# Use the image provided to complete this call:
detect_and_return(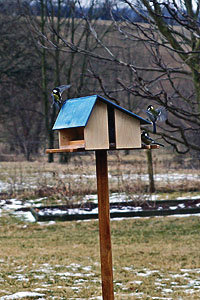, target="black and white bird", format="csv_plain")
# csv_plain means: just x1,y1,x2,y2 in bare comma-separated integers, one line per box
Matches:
146,105,167,133
51,84,71,108
141,130,164,147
